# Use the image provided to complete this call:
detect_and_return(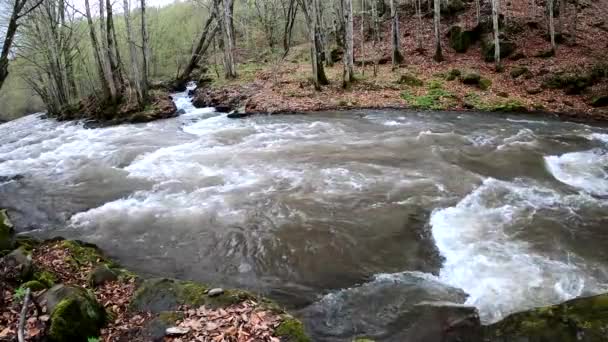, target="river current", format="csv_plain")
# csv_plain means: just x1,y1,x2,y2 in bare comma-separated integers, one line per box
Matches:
1,88,608,340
